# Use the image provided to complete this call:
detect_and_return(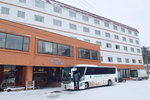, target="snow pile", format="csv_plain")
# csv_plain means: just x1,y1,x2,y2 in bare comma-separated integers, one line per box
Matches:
0,79,150,100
